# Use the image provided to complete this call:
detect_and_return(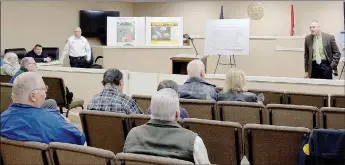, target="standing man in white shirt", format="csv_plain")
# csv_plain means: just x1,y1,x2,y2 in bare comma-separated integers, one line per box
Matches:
60,27,92,68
